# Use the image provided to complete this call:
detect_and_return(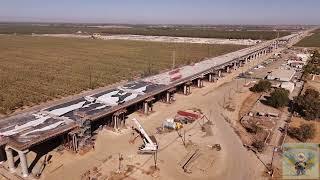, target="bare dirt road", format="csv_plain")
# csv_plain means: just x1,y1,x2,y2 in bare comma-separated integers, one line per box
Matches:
37,54,274,180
